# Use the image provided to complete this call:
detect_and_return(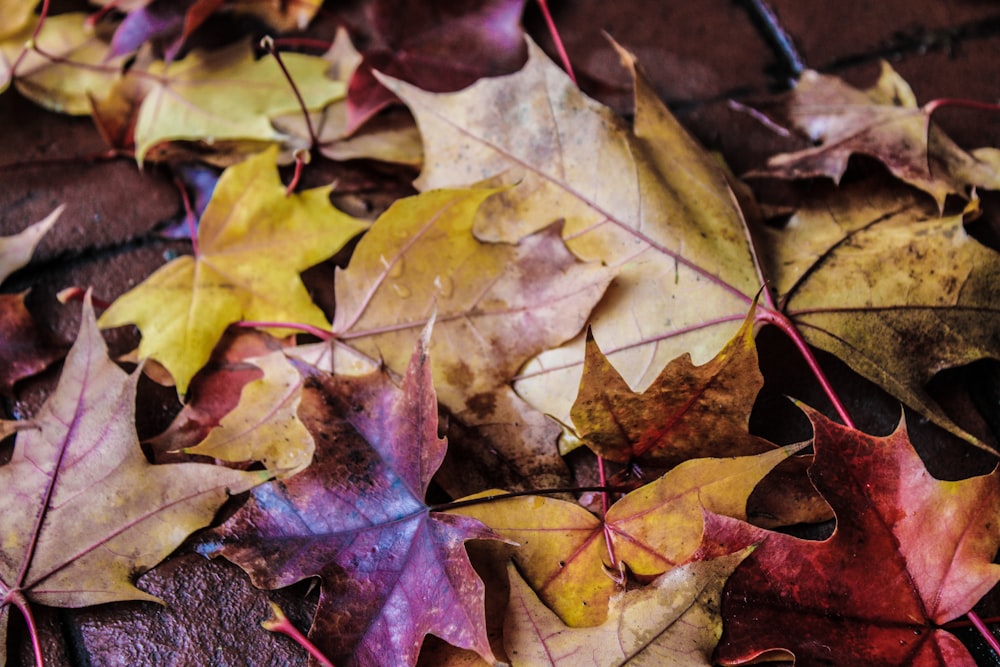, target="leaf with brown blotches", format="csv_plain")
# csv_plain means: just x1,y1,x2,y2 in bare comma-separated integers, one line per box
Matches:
746,62,1000,207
